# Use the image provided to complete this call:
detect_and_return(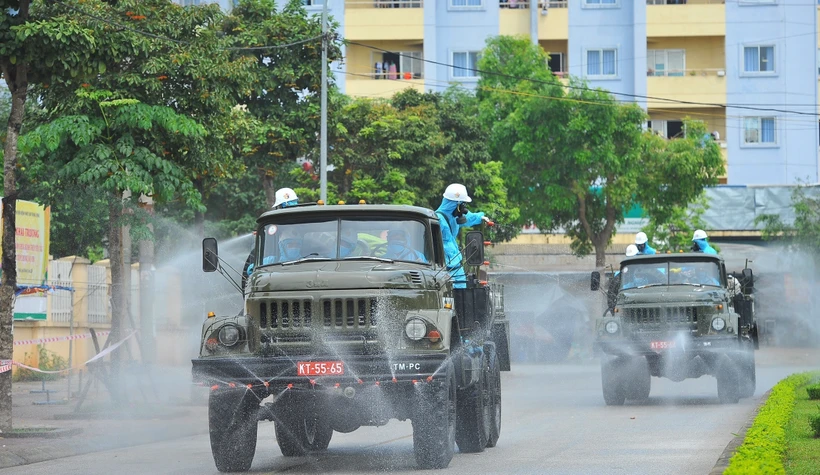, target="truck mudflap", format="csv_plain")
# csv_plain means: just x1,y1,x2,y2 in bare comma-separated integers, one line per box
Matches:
192,353,450,388
596,335,748,358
